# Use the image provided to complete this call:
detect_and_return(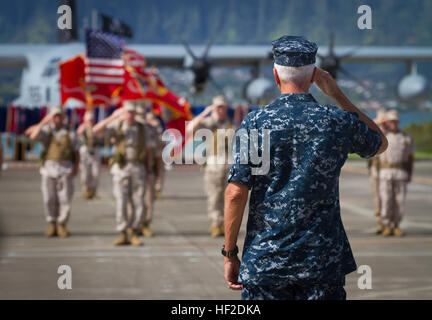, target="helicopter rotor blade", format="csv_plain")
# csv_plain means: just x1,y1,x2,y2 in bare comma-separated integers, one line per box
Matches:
203,17,223,59
181,39,197,61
